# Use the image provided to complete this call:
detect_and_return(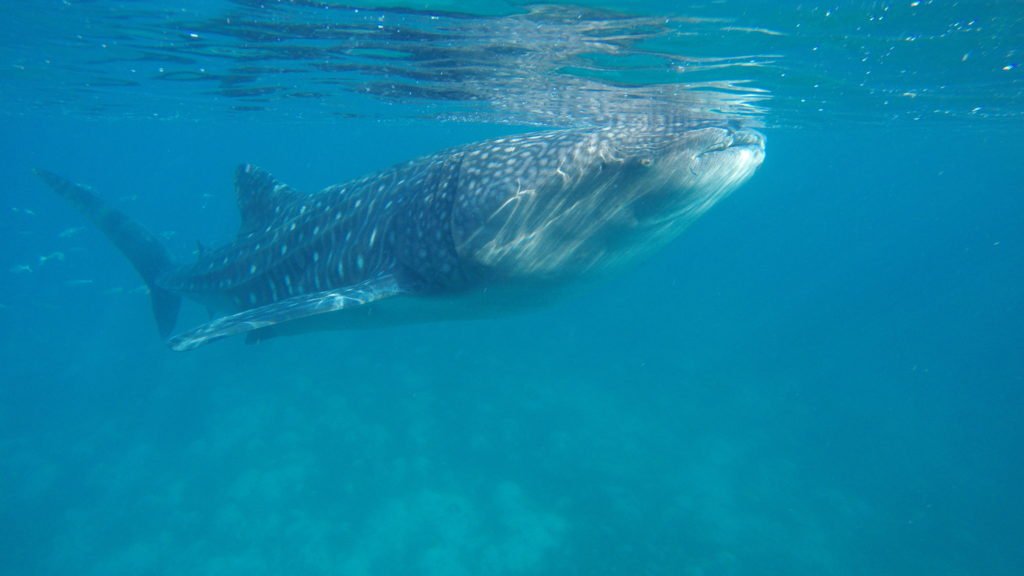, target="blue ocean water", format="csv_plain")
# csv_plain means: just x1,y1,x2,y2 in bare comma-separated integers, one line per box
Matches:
1,1,1022,575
